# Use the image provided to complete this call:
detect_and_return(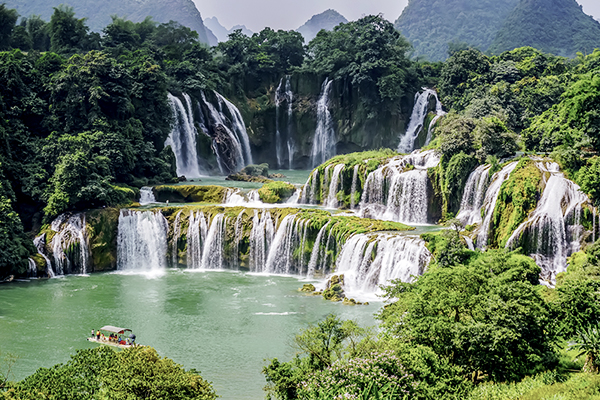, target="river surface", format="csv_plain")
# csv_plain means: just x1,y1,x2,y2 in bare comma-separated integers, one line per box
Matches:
0,270,378,399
